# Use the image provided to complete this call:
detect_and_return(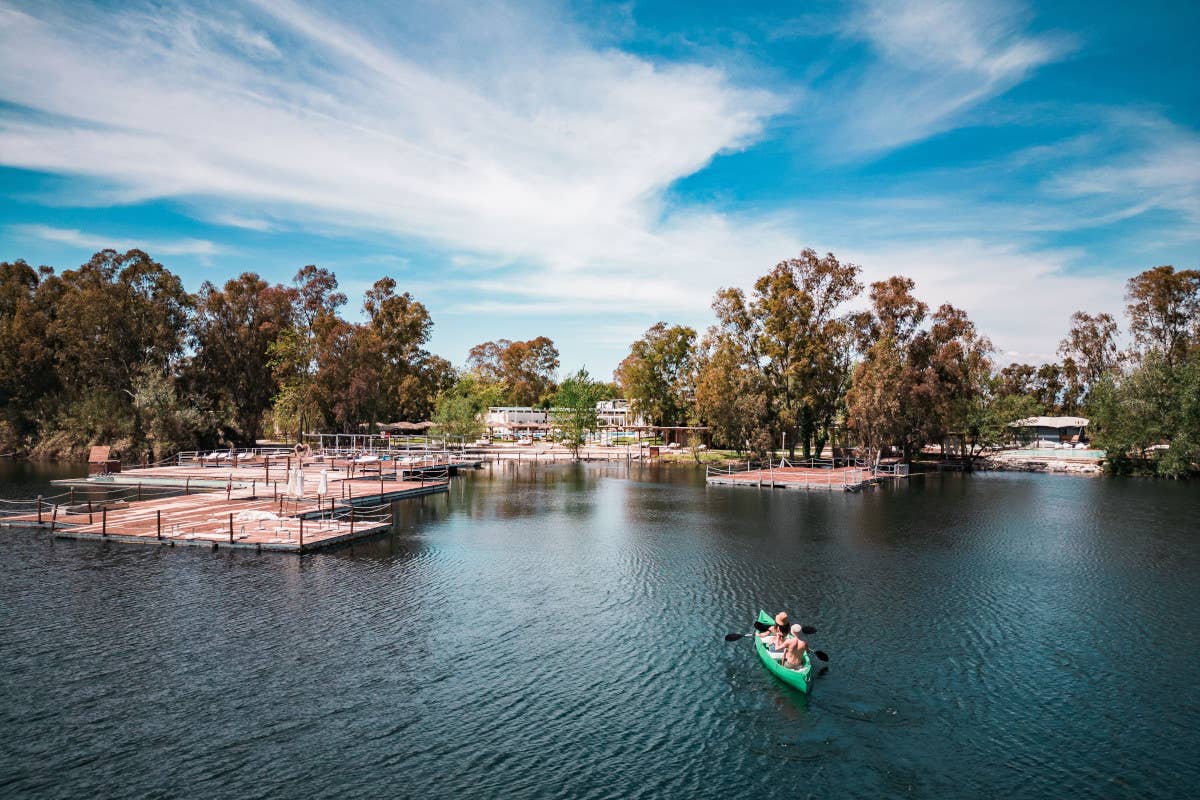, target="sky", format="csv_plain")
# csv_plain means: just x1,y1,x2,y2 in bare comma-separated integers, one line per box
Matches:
0,0,1197,375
